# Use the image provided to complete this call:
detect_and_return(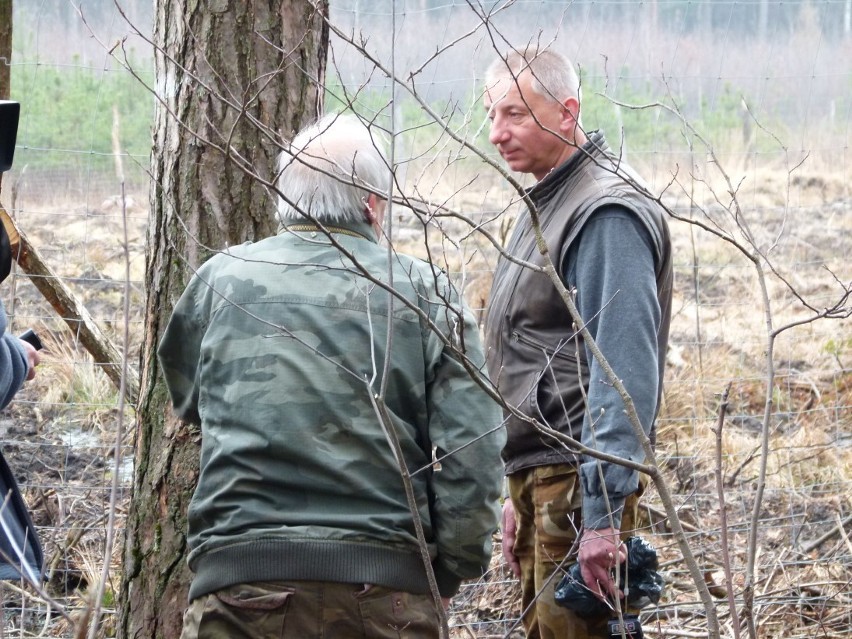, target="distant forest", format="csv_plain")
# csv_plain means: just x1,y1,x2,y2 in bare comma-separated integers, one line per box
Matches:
7,0,851,177
12,0,852,67
334,0,852,40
